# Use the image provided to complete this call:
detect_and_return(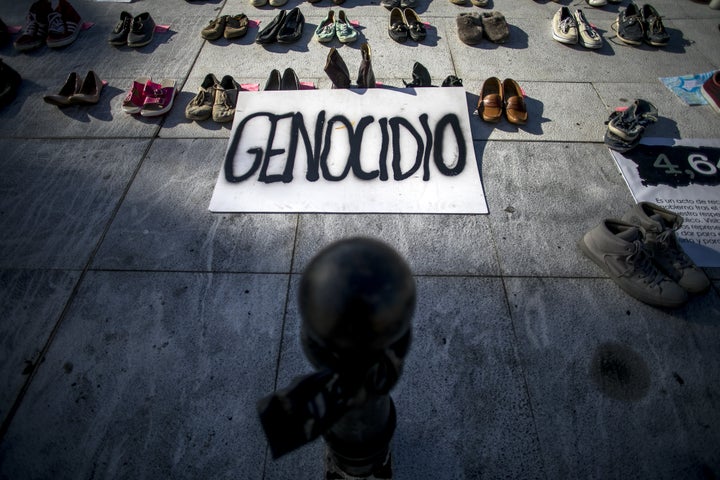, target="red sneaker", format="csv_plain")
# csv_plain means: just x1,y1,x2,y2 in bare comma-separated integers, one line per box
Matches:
701,71,720,115
46,0,82,48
